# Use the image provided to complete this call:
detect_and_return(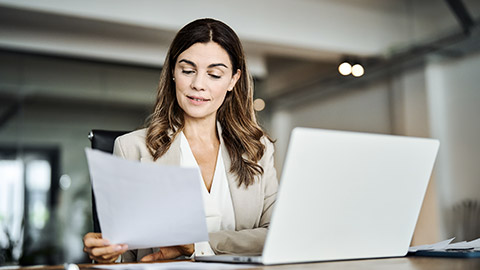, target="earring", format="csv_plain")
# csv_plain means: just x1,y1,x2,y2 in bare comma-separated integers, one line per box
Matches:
173,77,175,81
